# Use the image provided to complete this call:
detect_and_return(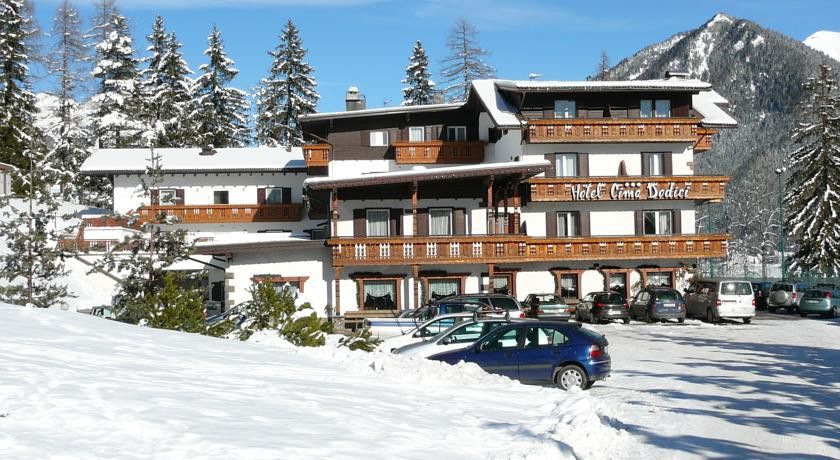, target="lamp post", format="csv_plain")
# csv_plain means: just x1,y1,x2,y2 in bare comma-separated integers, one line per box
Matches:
775,167,787,280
